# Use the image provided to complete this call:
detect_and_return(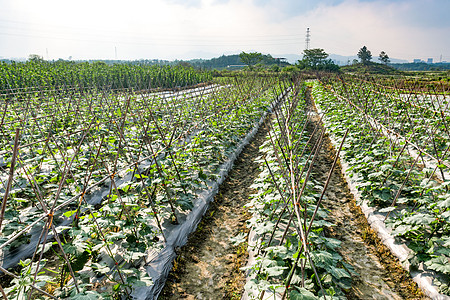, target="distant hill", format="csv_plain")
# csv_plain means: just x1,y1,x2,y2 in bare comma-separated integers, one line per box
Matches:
390,62,450,71
186,54,290,70
187,55,242,69
272,53,408,66
341,61,402,75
